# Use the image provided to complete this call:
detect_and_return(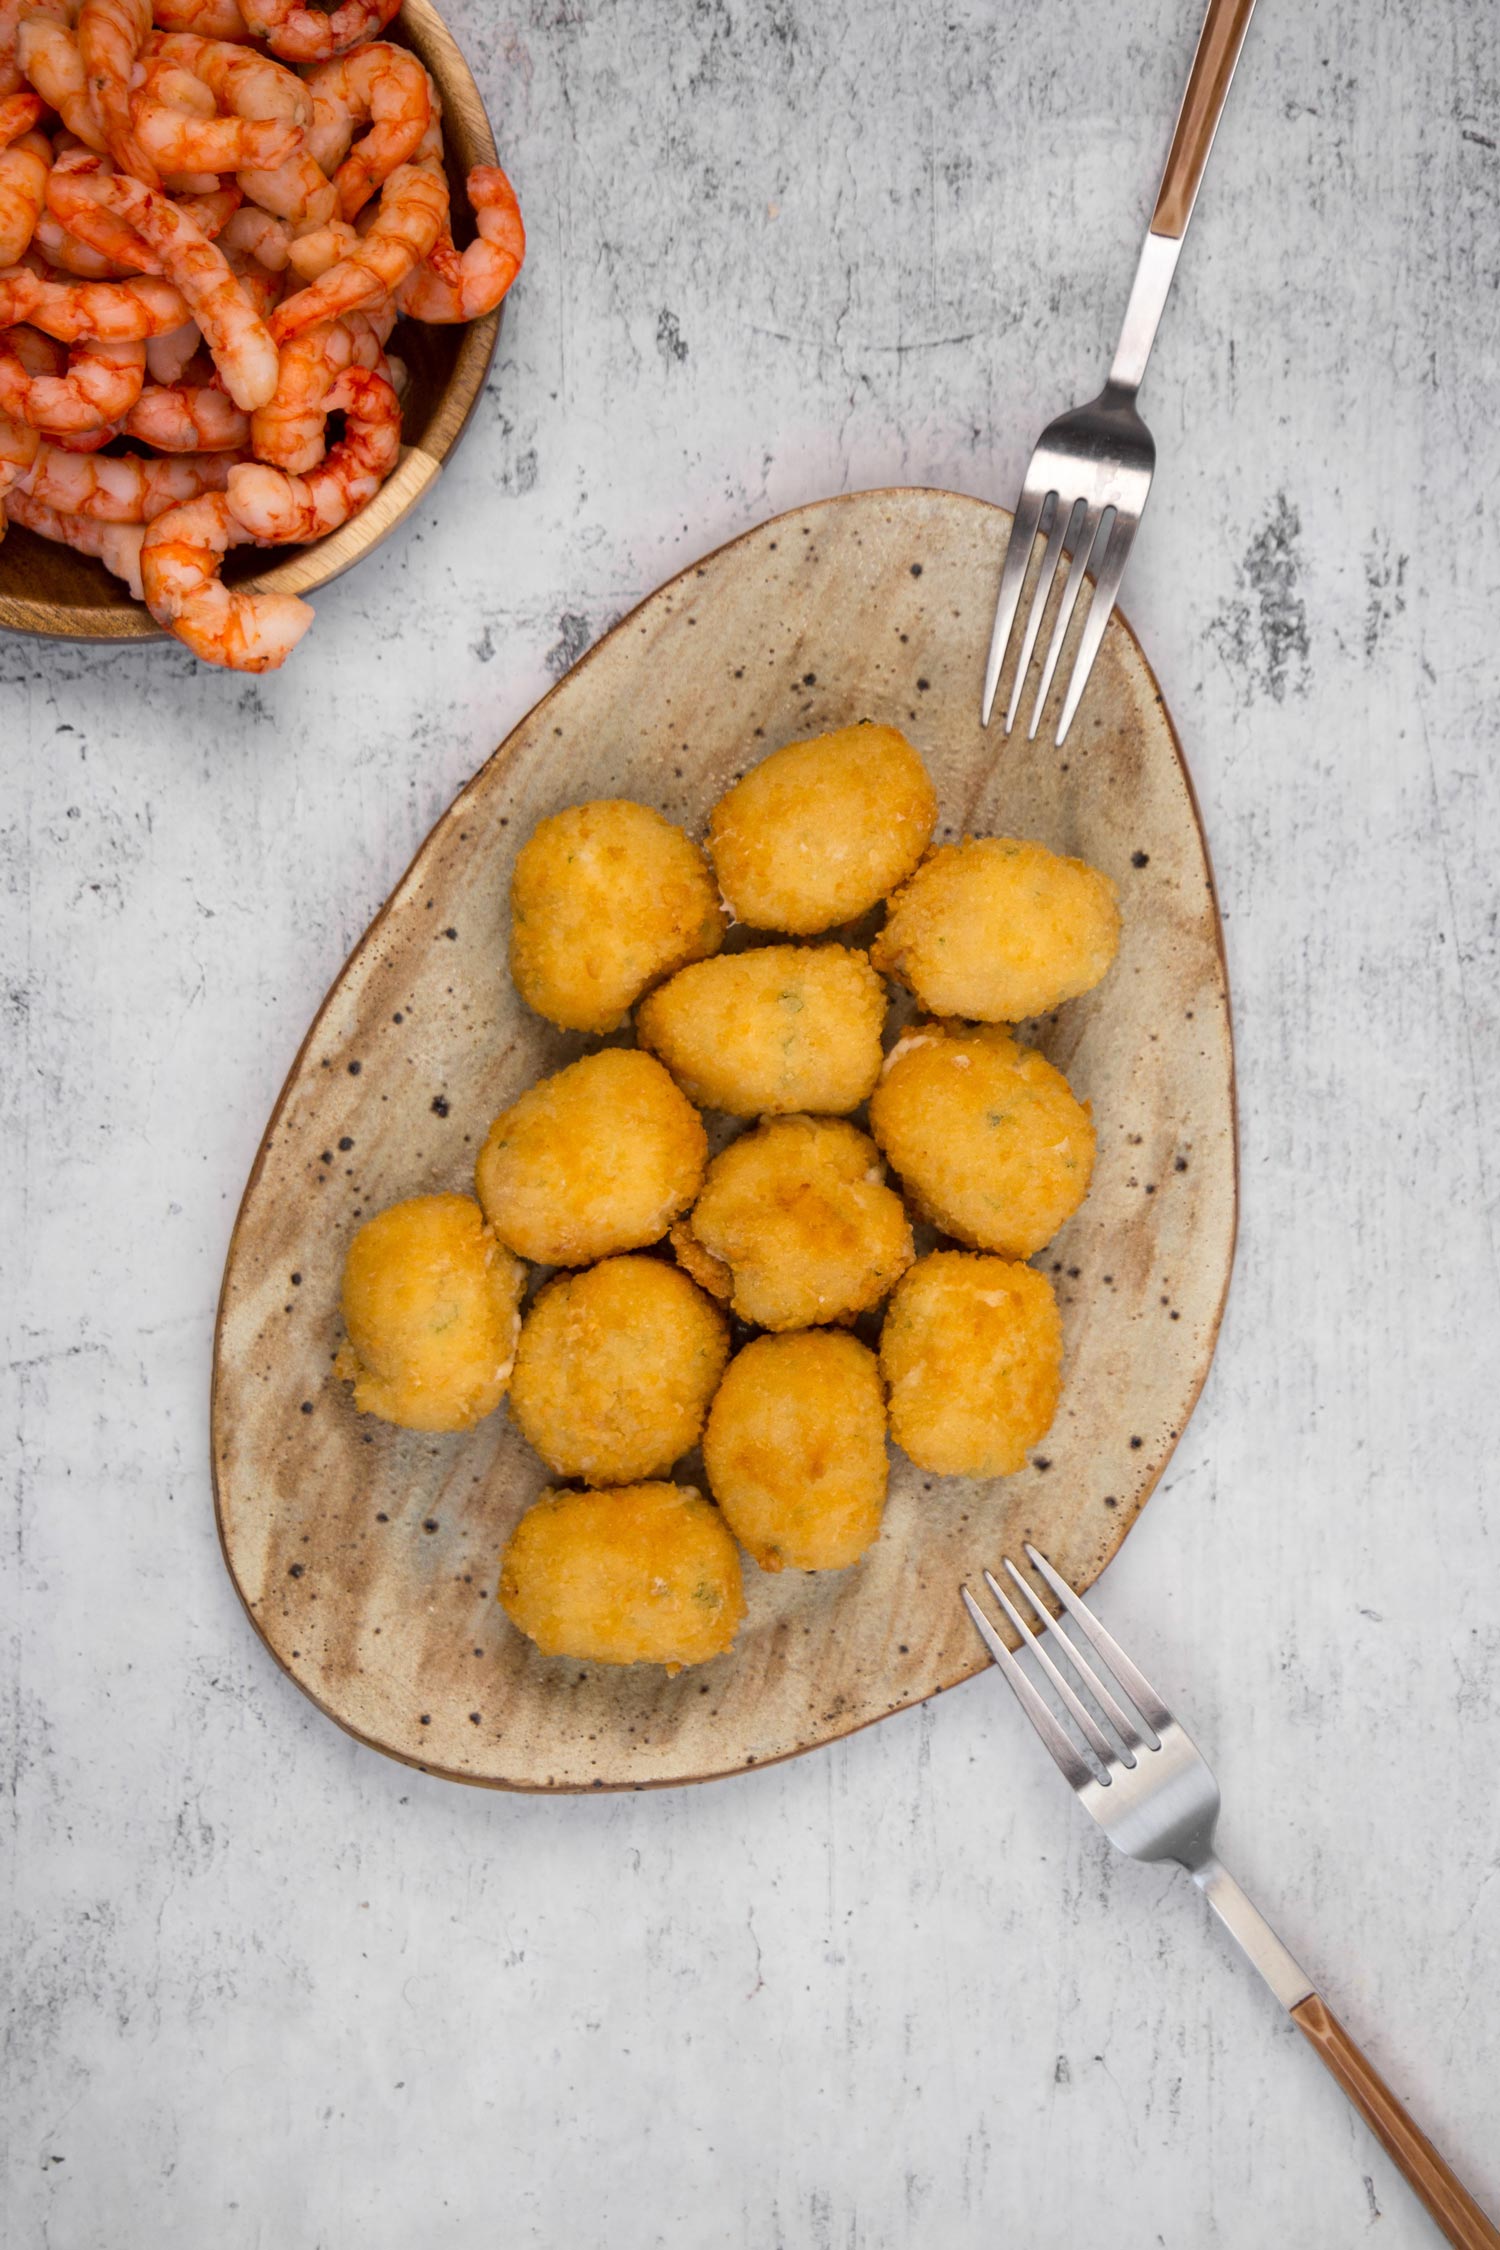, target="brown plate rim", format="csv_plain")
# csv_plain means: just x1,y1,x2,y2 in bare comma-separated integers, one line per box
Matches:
209,483,1239,1792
